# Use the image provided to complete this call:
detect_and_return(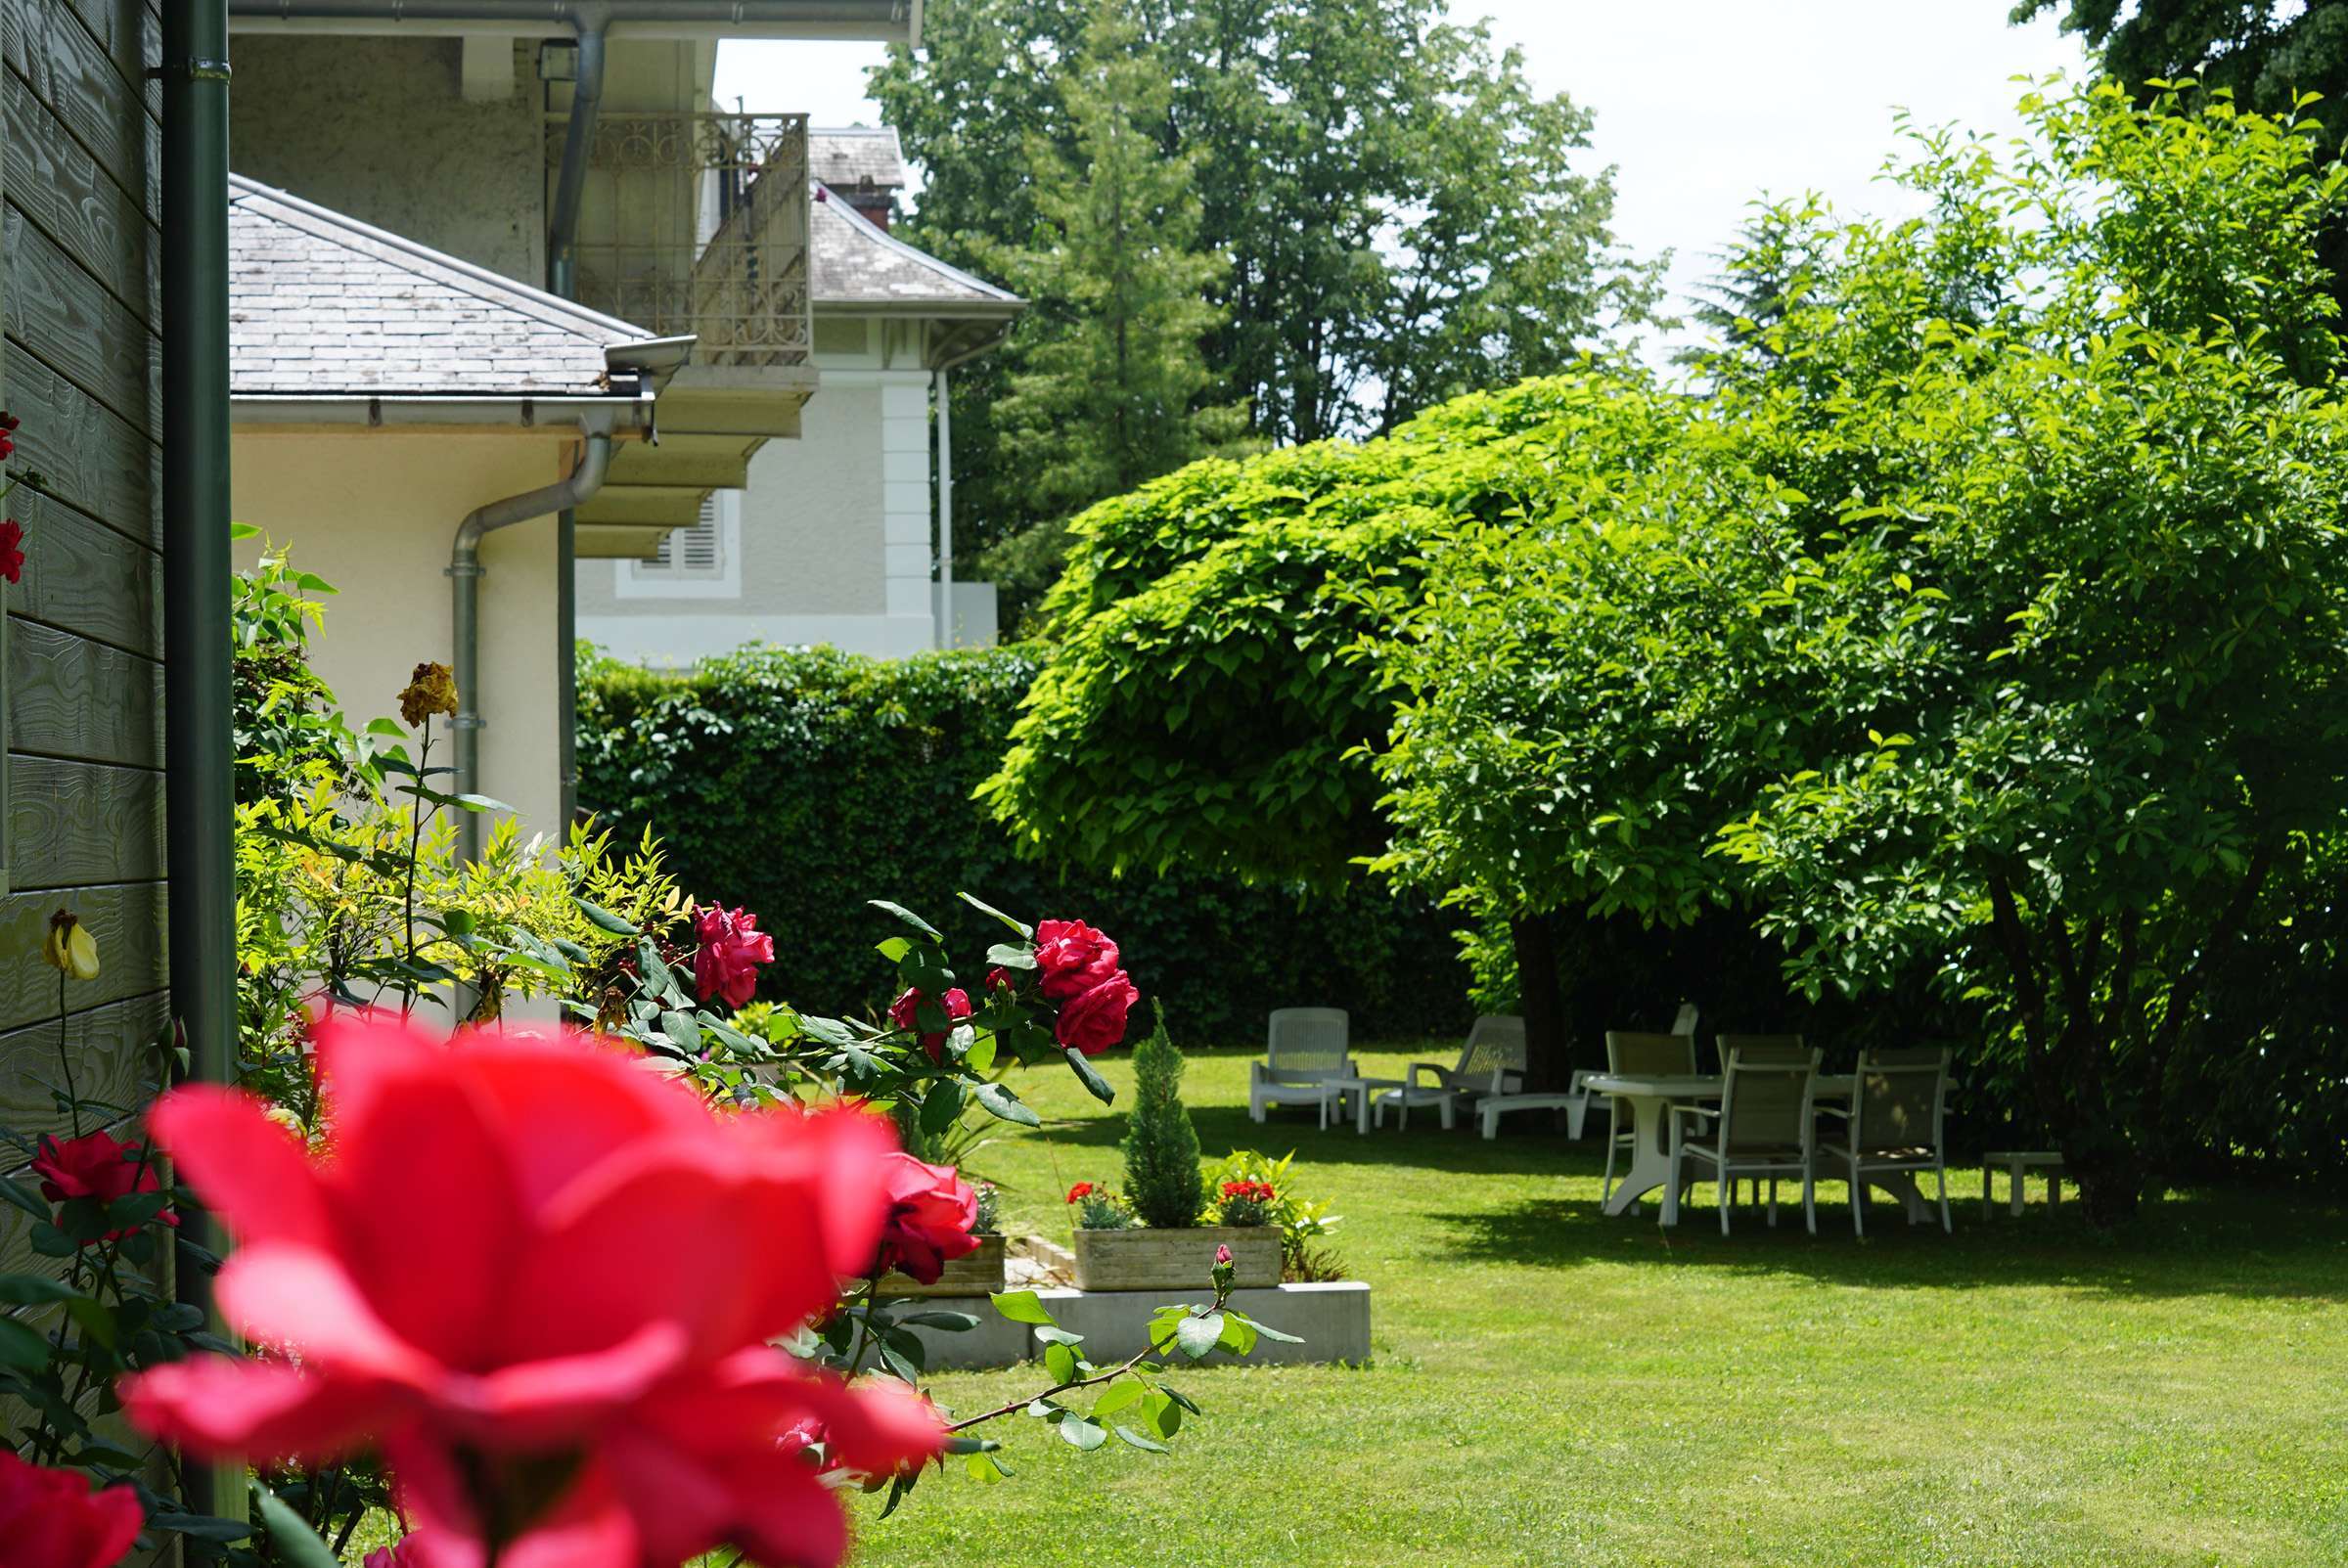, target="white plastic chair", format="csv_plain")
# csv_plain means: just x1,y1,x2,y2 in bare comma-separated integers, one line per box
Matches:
1817,1047,1952,1235
1599,1028,1698,1206
1667,1045,1821,1234
1248,1008,1355,1129
1568,1002,1697,1139
1376,1015,1525,1130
